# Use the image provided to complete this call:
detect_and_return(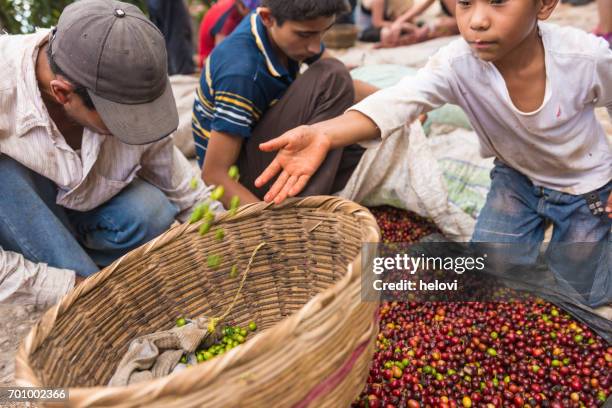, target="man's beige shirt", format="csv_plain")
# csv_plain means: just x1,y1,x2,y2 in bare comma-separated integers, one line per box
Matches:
0,30,219,306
